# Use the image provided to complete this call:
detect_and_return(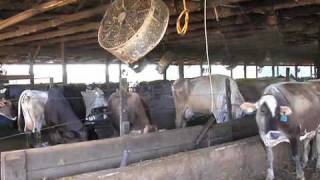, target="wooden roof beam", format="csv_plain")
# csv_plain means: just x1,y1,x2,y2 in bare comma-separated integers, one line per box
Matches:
0,22,99,46
0,0,79,31
0,4,108,41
